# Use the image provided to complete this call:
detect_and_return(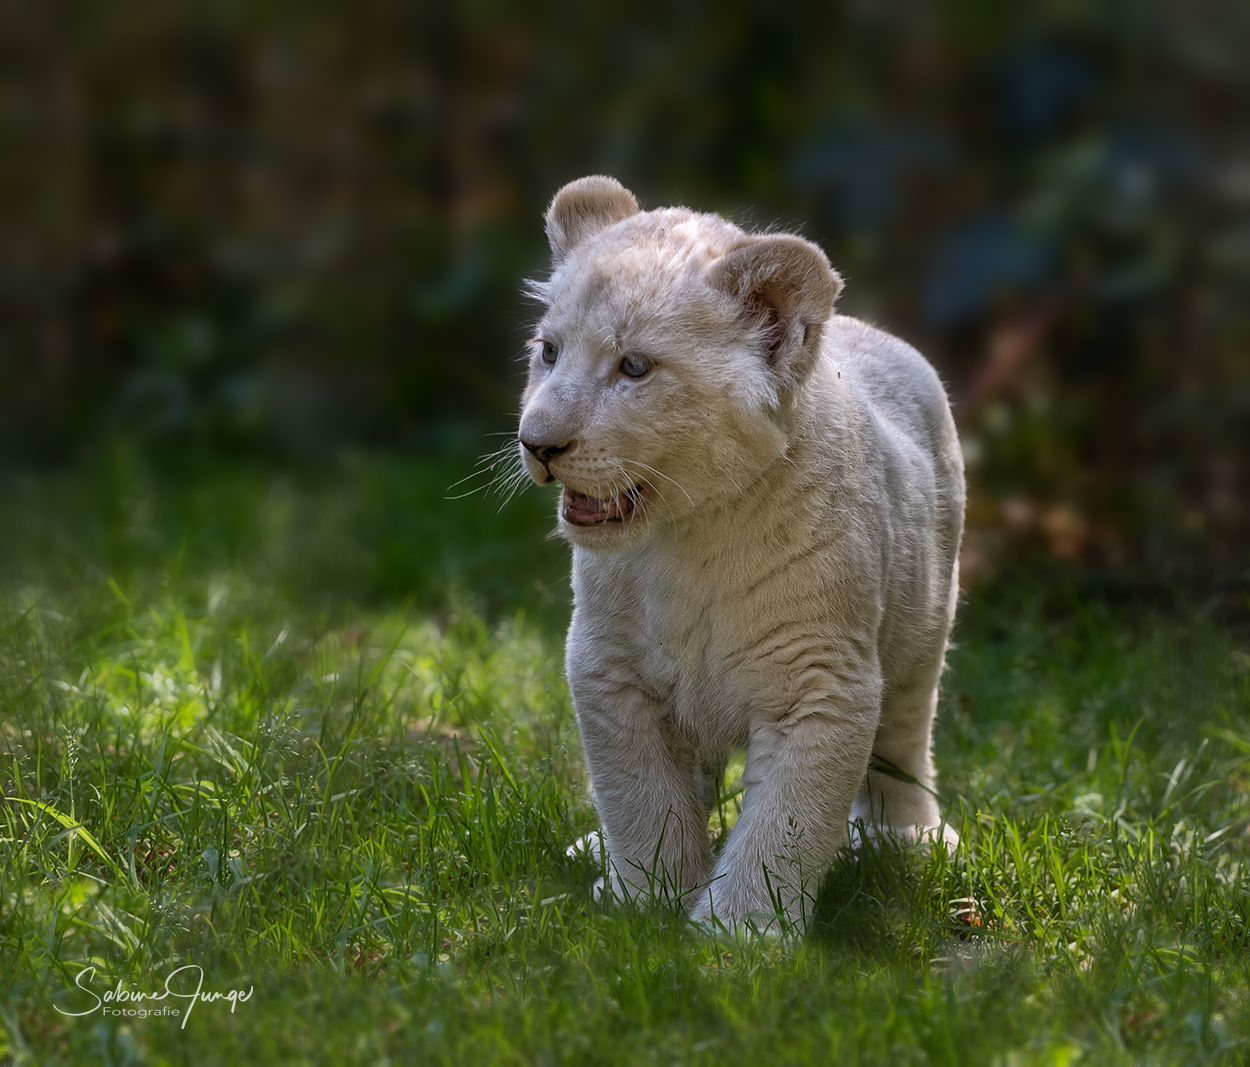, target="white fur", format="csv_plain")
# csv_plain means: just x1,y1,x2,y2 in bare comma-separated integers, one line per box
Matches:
519,177,964,933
